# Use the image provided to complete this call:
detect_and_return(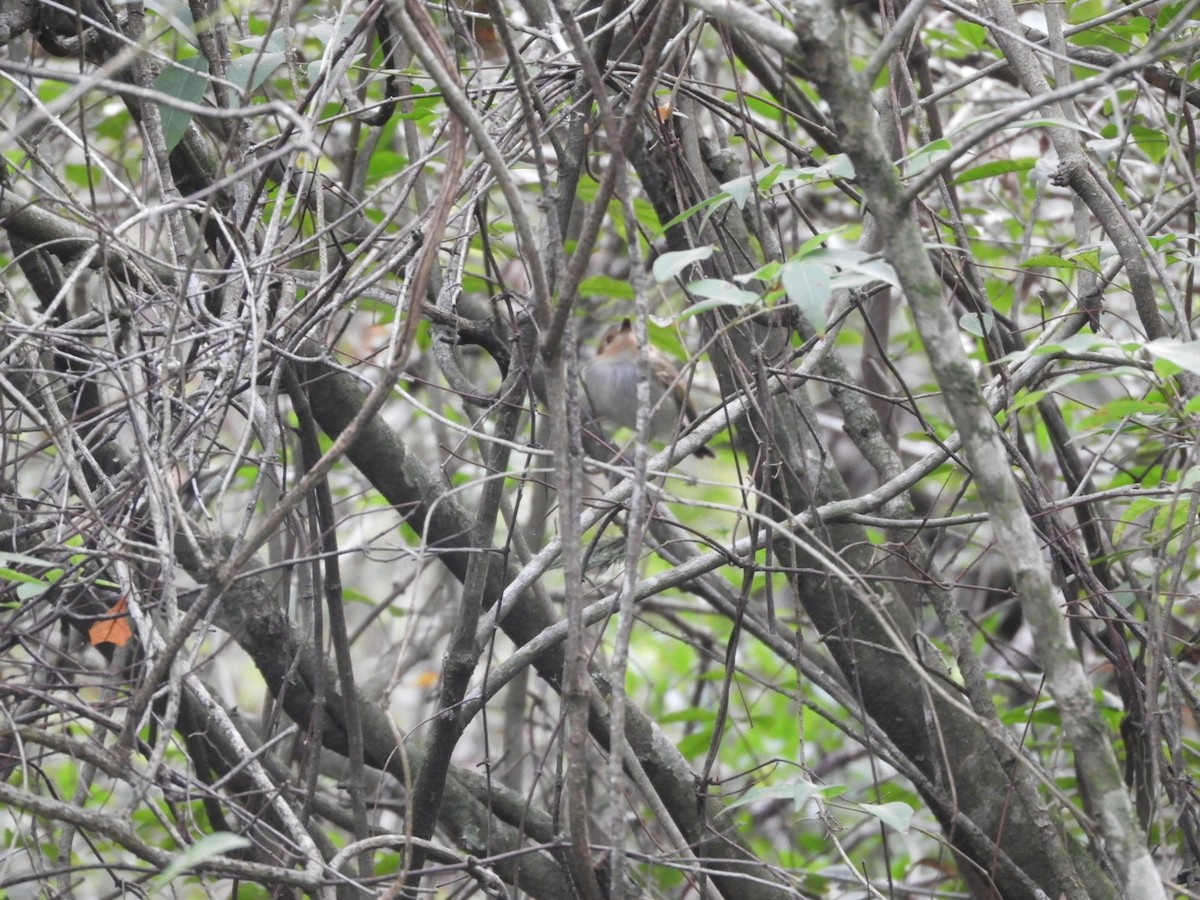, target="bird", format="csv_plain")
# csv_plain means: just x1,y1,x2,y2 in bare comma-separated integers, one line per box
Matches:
584,318,714,458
